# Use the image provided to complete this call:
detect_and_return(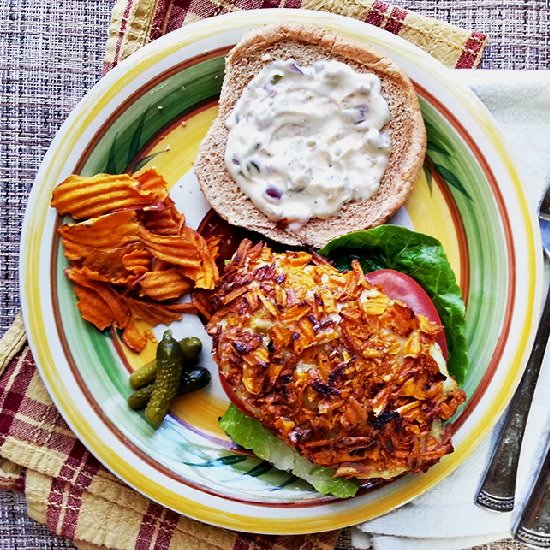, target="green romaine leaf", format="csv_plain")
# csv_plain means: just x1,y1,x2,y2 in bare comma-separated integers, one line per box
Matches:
219,405,360,498
318,225,468,384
